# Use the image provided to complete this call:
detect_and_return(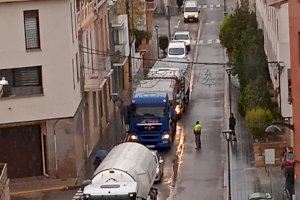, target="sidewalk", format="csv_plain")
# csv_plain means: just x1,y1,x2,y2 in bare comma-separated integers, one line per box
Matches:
226,74,285,199
10,110,126,198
